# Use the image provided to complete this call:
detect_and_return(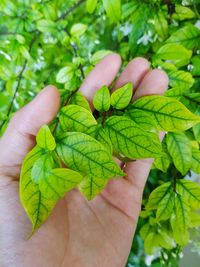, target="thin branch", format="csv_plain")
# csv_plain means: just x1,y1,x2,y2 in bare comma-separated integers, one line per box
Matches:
56,0,85,22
